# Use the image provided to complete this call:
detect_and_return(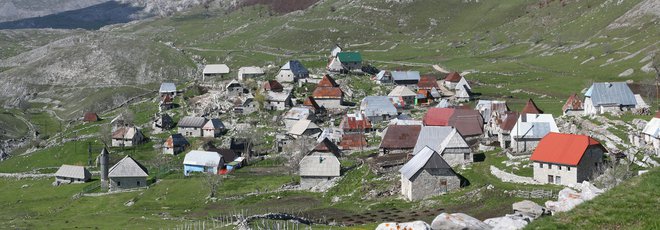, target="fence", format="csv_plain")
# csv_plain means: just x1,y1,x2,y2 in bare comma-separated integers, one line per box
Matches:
505,189,556,199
